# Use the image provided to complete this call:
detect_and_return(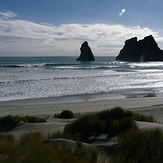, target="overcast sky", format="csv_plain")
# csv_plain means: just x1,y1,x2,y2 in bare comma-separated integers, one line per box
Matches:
1,0,163,56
